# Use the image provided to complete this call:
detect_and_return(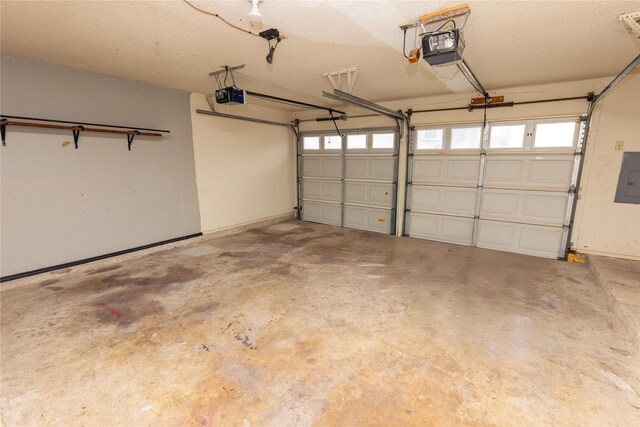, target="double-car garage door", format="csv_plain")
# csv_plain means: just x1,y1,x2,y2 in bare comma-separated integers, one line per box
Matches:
407,118,583,258
299,117,583,259
299,130,397,234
